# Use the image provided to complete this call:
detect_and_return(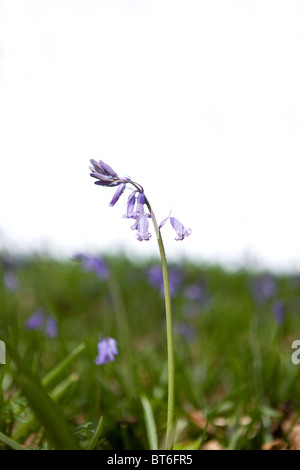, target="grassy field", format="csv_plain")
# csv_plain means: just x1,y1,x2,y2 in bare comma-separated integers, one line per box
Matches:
0,252,300,450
